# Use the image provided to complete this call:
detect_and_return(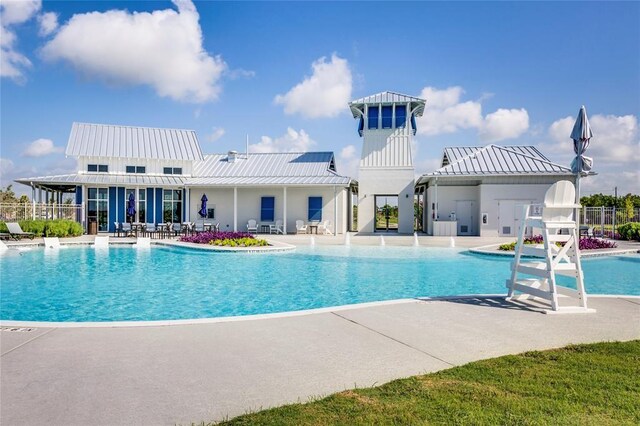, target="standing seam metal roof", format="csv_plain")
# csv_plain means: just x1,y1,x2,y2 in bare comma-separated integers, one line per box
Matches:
348,91,426,118
424,145,572,178
190,152,351,186
65,122,203,161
